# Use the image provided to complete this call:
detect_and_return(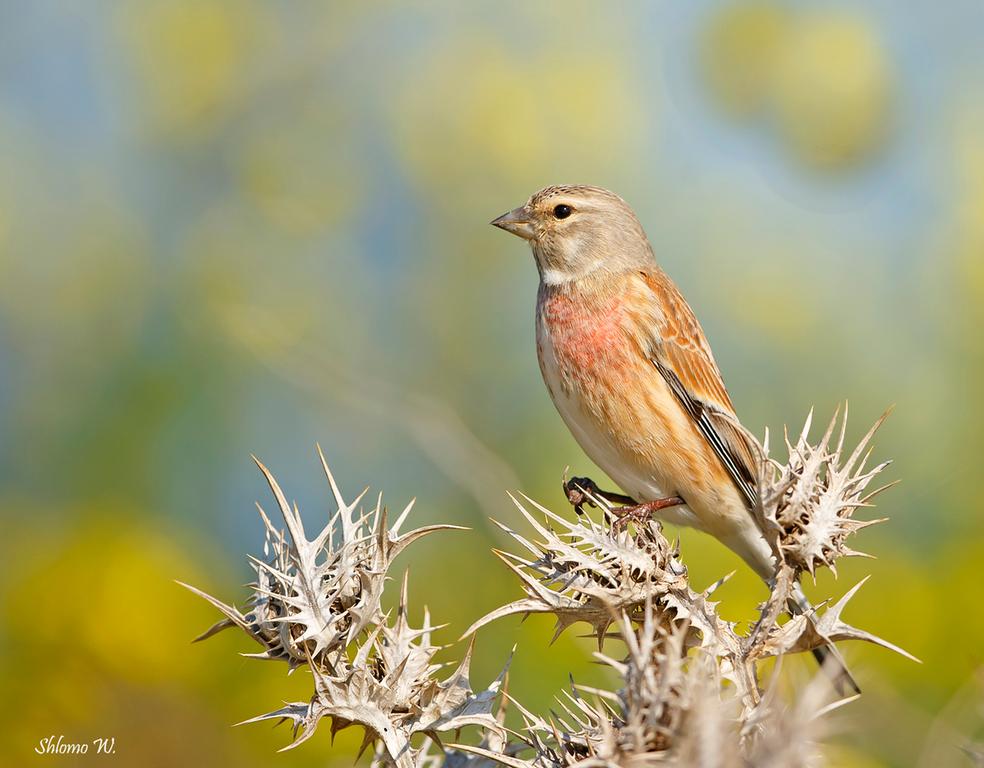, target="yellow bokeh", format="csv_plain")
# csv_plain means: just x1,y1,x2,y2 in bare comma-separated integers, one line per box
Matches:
236,101,364,235
116,0,266,138
770,11,891,169
391,33,642,205
180,204,318,350
950,108,984,299
701,5,892,170
2,515,212,685
701,2,790,117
